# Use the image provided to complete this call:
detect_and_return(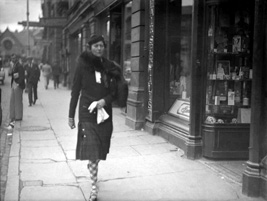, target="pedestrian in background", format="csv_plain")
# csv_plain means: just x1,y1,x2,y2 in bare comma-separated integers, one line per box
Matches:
26,57,40,106
23,57,31,93
52,61,61,89
42,61,52,89
68,35,121,201
38,61,43,71
7,54,25,130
